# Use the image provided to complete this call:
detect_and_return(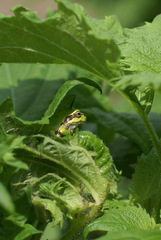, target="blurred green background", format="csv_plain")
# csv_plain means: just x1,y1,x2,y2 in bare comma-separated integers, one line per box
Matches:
1,0,161,27
70,0,161,27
